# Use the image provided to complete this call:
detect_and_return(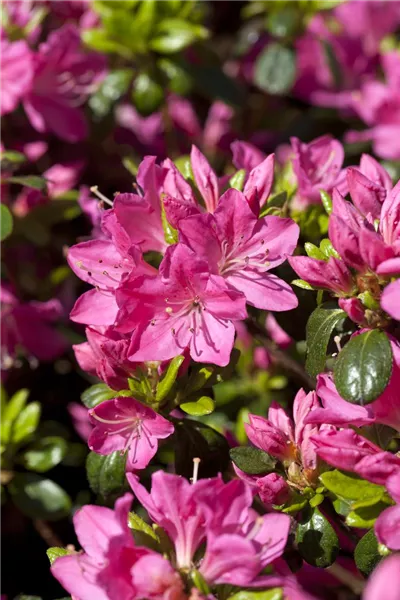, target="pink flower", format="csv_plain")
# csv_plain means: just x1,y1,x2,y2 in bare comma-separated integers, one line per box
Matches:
118,244,247,367
68,224,155,326
68,402,93,441
347,52,400,160
88,396,174,471
51,492,183,600
112,156,169,253
375,471,400,551
1,284,67,367
23,24,106,142
1,38,33,116
73,326,136,391
381,280,400,320
291,135,347,207
288,255,353,296
243,390,326,488
307,336,400,432
231,140,266,172
178,188,299,311
364,555,400,600
128,471,290,587
311,428,381,472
